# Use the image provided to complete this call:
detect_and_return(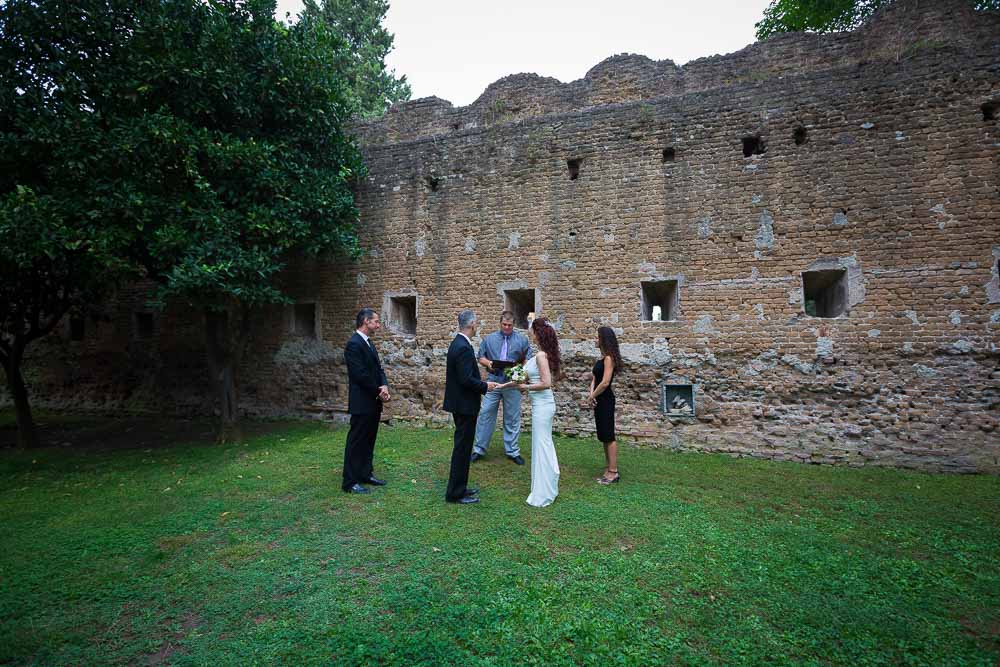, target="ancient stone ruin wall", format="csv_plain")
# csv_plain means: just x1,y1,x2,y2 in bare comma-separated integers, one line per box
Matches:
7,0,1000,472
